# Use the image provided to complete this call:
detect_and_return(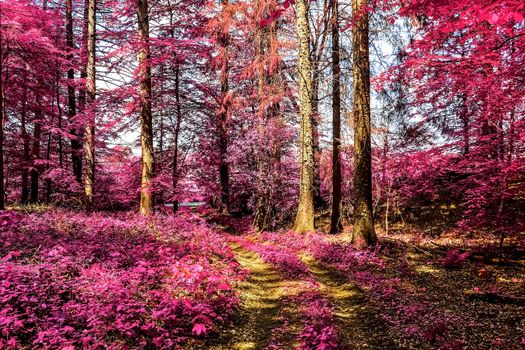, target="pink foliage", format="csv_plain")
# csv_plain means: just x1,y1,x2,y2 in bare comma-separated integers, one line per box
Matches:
0,210,244,349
